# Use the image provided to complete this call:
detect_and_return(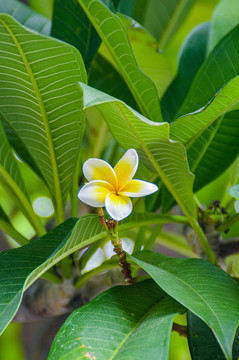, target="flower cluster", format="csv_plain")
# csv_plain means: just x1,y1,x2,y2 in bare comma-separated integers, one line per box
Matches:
78,149,158,221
